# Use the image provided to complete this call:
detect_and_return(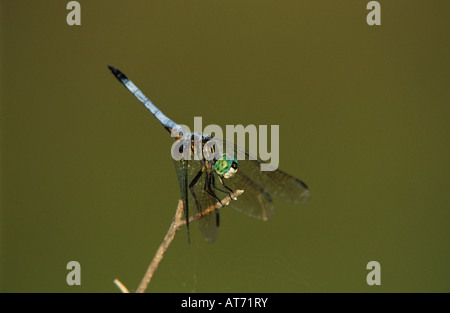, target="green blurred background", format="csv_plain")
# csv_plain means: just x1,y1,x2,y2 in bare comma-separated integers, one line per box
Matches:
1,1,449,292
